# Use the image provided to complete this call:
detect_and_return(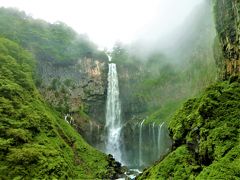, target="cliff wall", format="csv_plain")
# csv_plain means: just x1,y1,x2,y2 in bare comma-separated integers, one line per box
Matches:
215,0,240,78
37,57,108,145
